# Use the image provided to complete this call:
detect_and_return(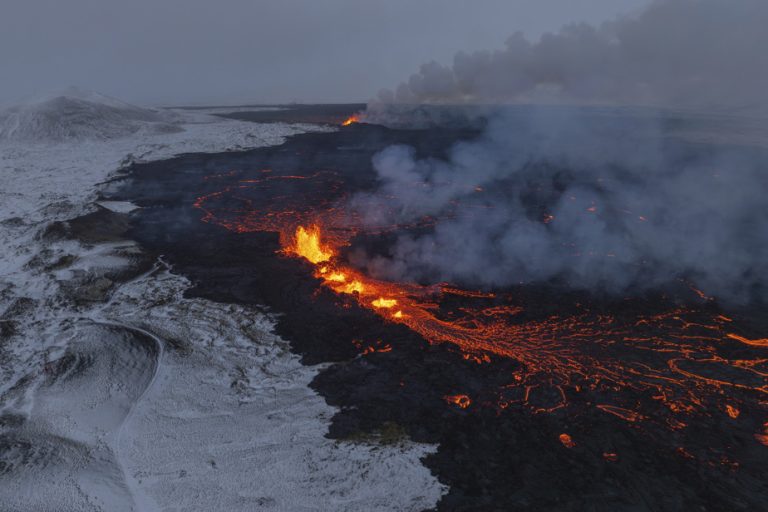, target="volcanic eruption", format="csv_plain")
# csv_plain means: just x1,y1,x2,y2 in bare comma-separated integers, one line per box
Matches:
341,114,361,126
6,0,768,510
128,99,768,509
192,143,768,431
